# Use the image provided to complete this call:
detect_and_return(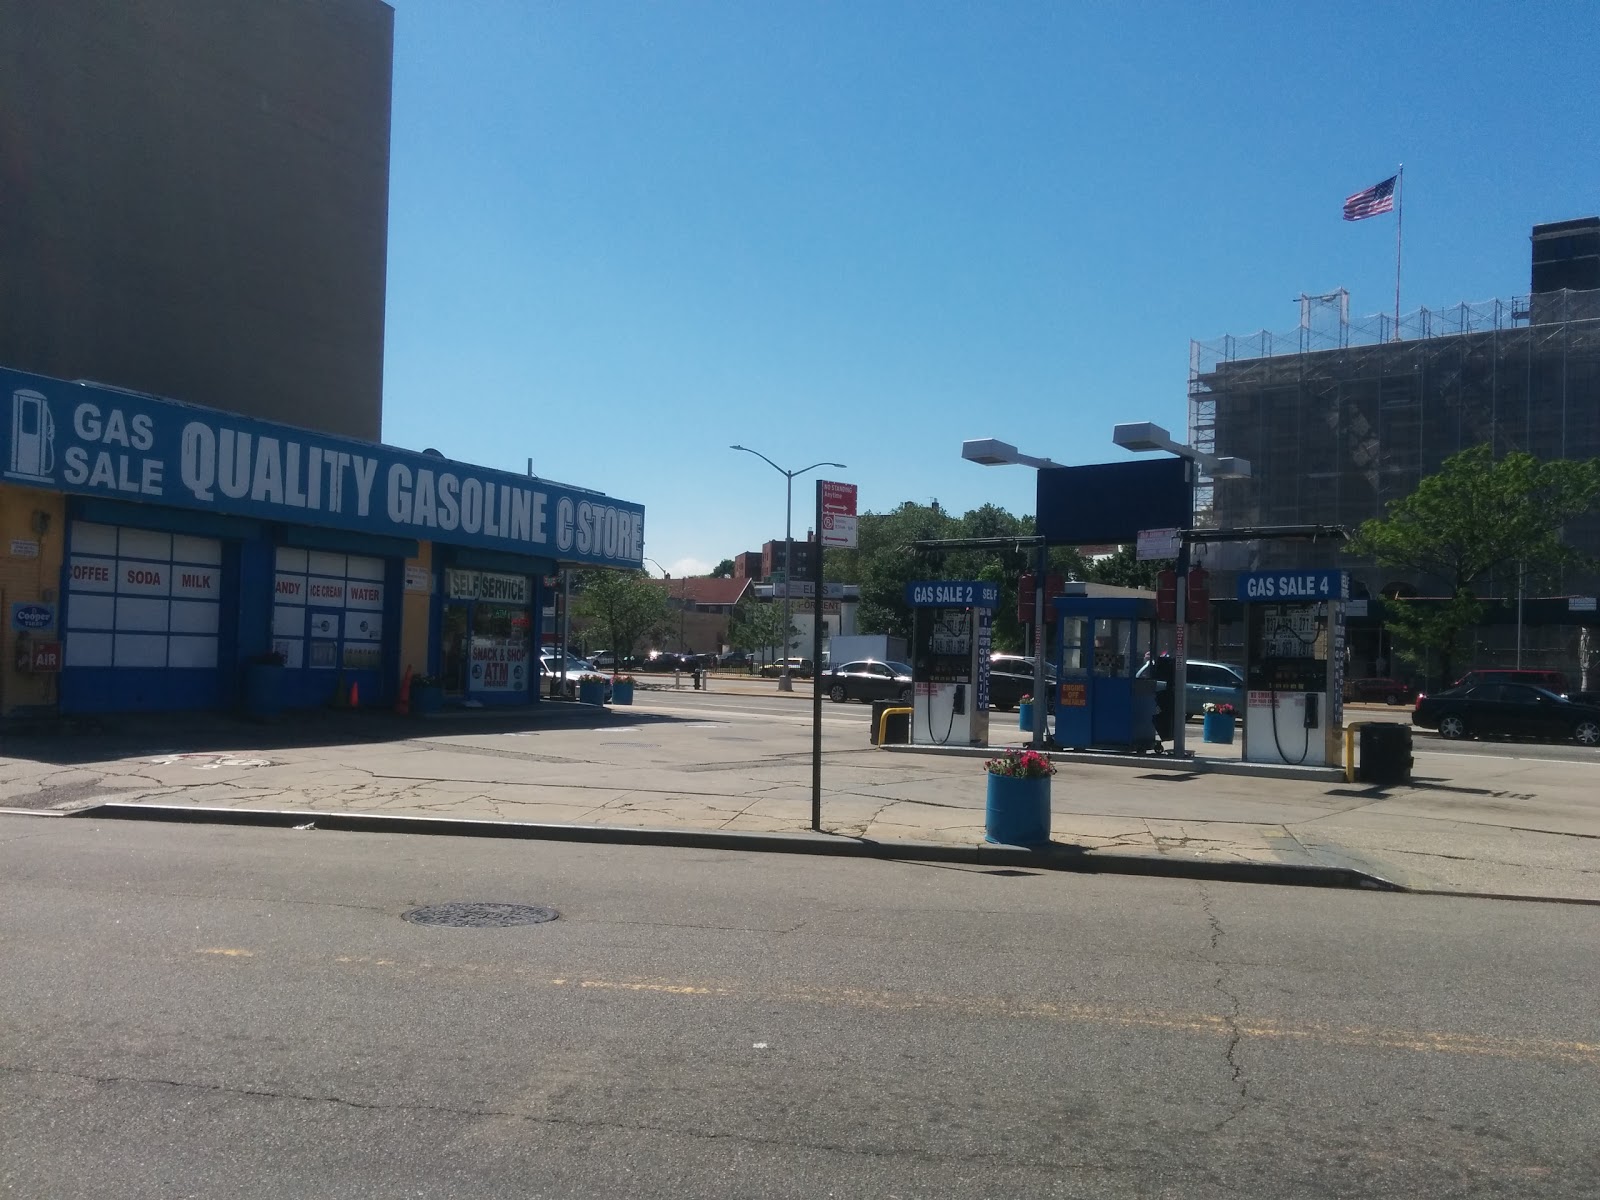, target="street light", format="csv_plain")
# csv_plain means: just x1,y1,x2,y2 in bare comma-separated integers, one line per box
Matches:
1111,420,1251,758
960,437,1055,749
730,445,847,691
